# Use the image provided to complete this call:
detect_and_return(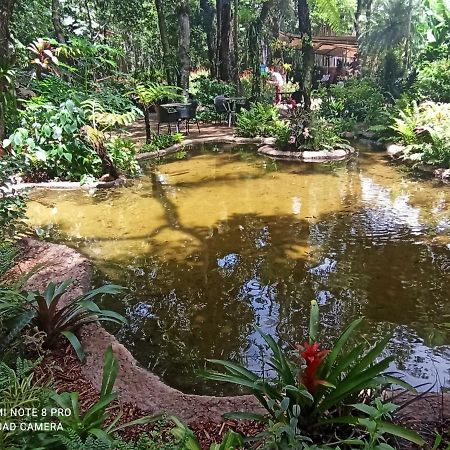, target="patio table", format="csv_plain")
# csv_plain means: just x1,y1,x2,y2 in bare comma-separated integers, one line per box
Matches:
223,97,247,126
160,103,194,134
